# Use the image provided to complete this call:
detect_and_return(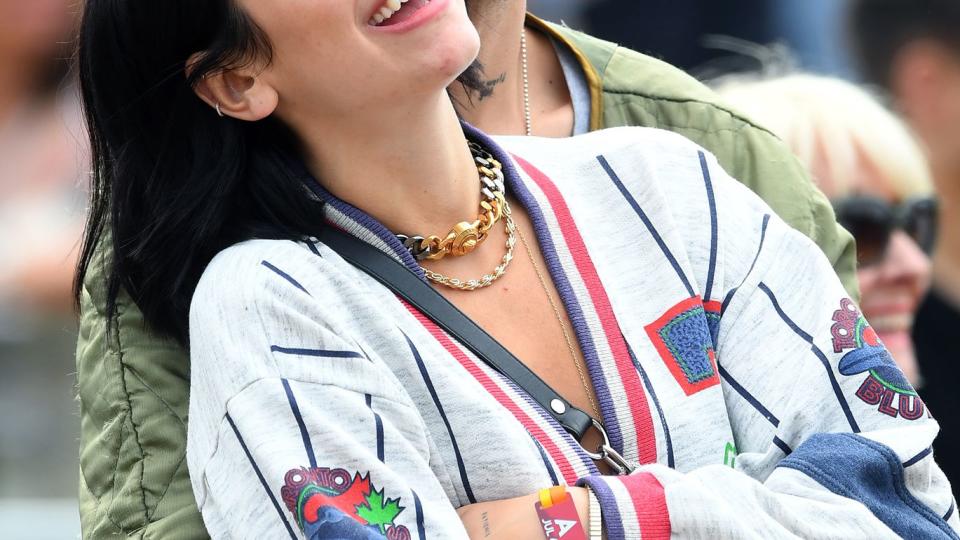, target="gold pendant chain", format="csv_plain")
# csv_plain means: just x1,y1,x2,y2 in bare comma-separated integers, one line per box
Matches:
516,225,602,420
423,200,517,291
